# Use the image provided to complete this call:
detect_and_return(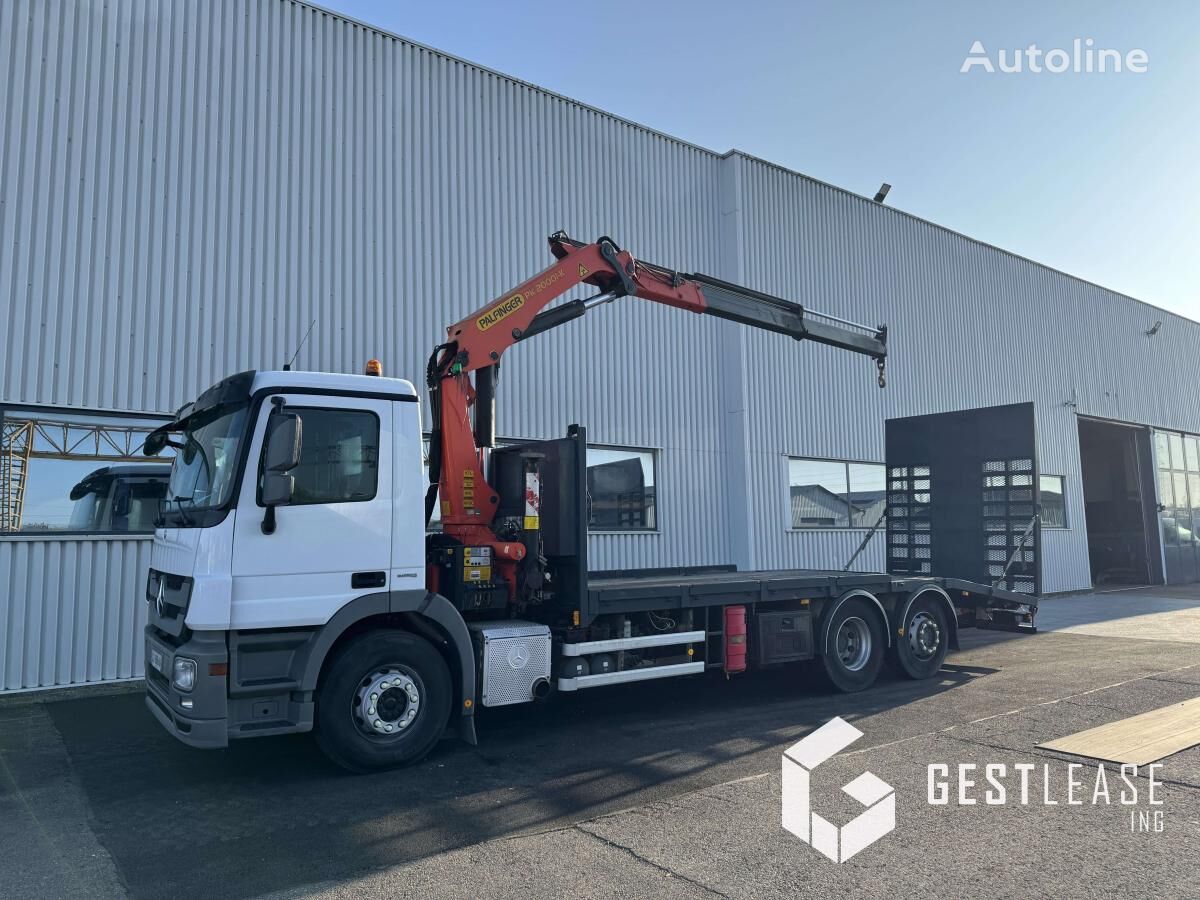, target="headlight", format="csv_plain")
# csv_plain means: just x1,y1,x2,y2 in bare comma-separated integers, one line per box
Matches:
173,657,197,692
